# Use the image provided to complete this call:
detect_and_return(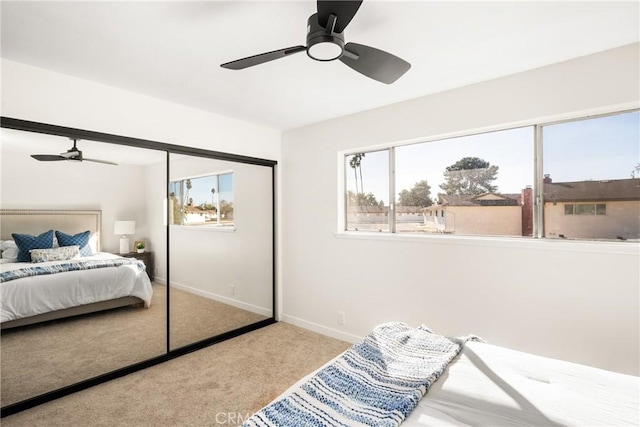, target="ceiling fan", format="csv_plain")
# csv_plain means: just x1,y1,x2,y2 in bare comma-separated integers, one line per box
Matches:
220,0,411,84
31,138,118,166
